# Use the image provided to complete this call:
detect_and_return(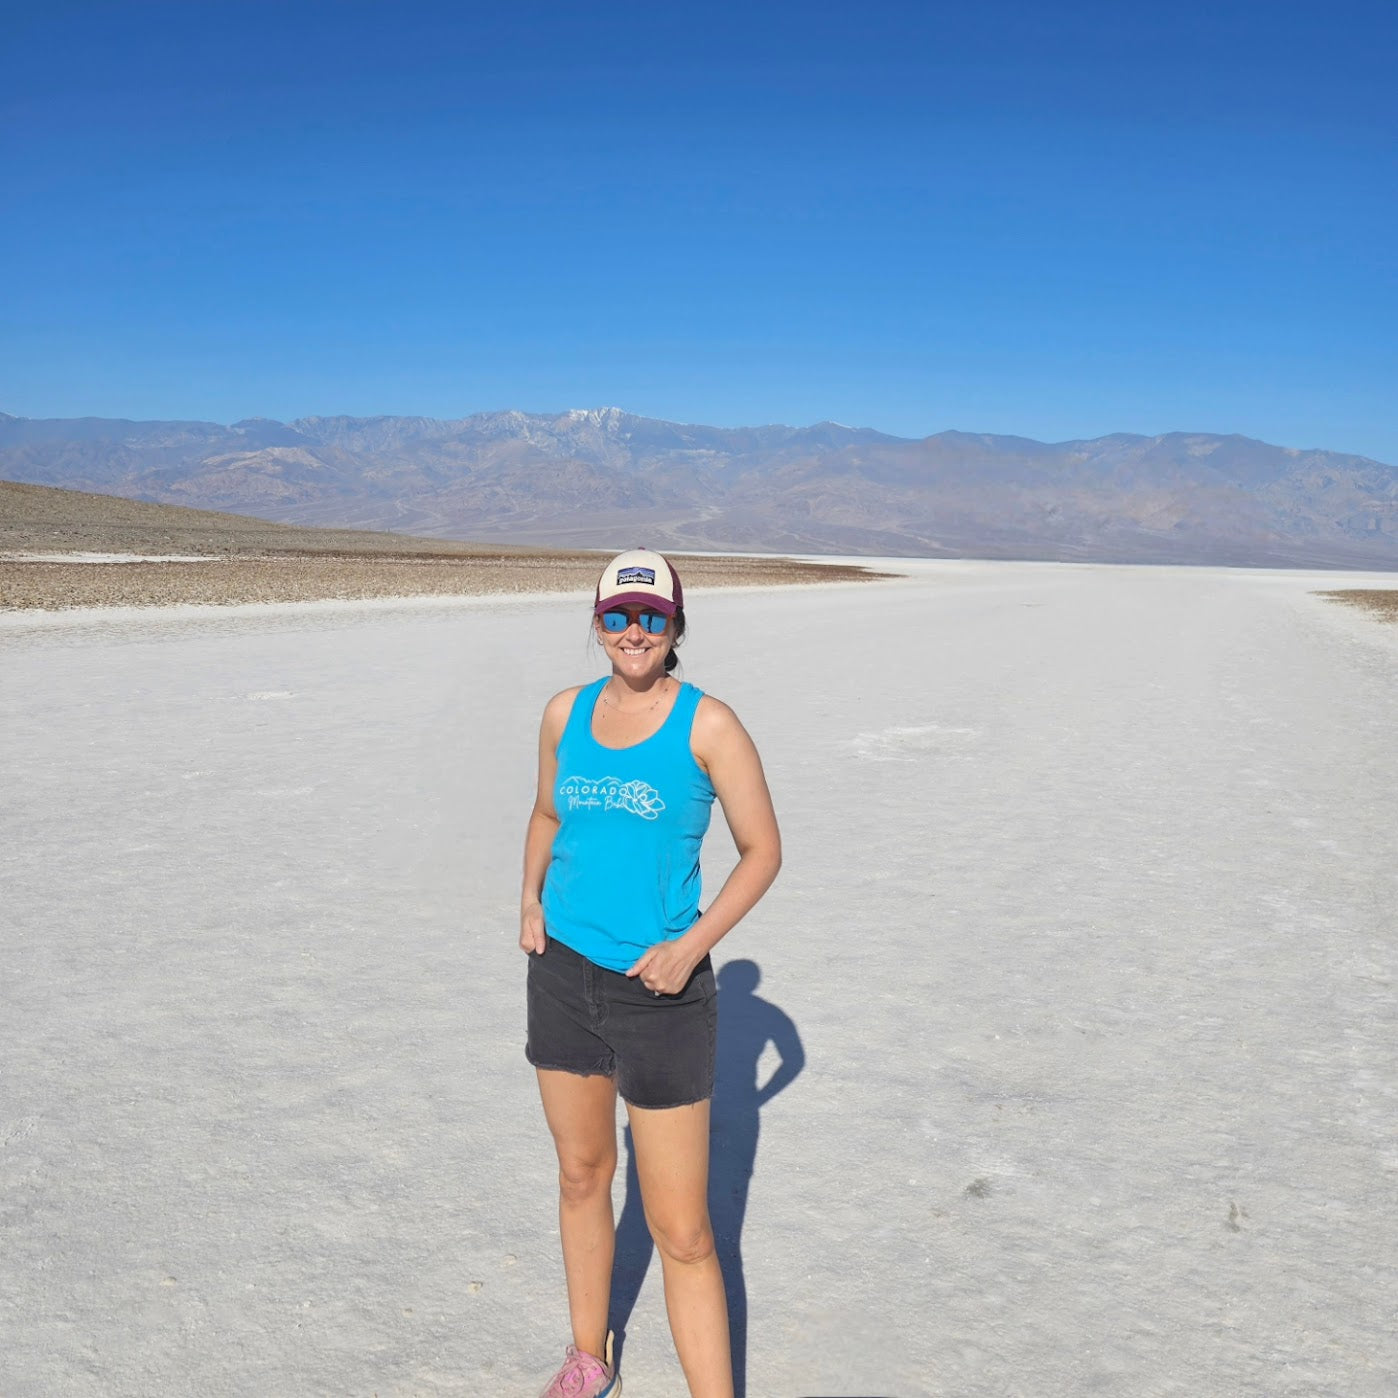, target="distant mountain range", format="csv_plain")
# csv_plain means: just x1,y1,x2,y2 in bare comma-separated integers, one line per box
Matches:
3,407,1396,568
